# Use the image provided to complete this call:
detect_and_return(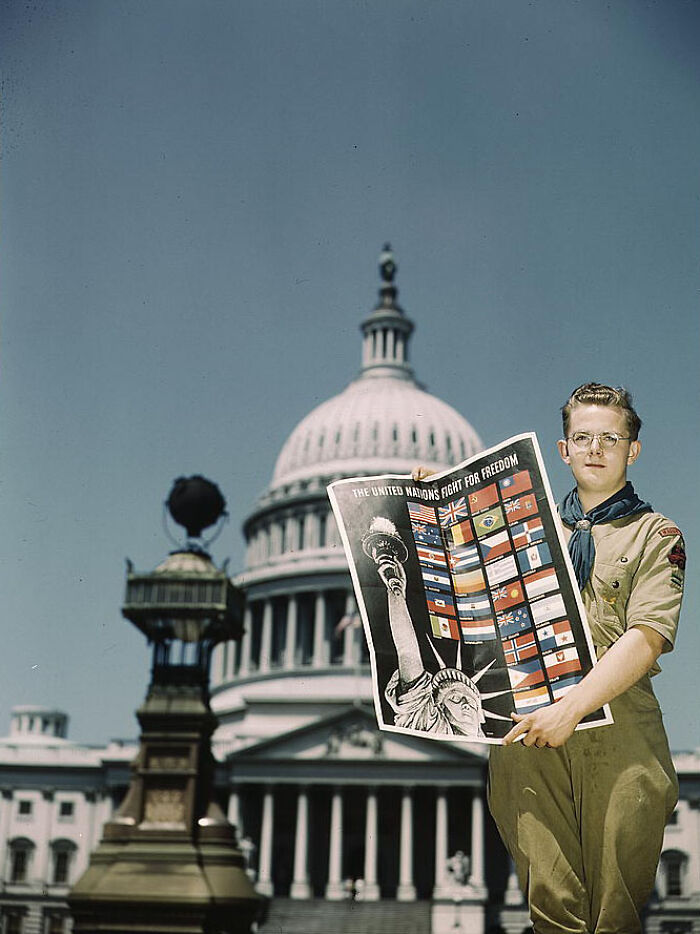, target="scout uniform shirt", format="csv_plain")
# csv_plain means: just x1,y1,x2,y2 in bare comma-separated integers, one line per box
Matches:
487,510,685,934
